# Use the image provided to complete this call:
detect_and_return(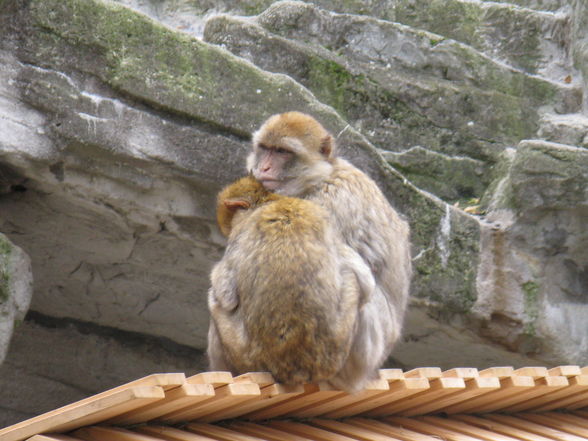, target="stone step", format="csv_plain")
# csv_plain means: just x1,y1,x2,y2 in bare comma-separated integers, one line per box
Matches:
538,113,588,147
479,0,568,12
112,1,573,81
383,0,572,79
204,3,580,161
